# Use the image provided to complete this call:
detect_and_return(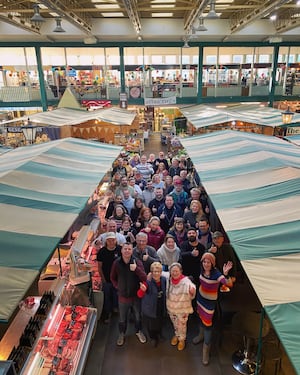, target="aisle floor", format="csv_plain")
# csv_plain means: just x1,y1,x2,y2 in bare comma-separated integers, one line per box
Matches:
84,133,262,375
